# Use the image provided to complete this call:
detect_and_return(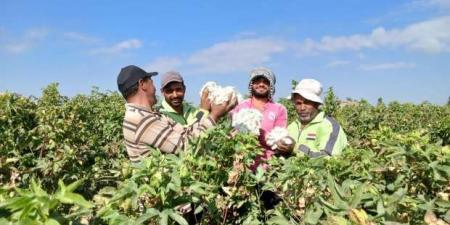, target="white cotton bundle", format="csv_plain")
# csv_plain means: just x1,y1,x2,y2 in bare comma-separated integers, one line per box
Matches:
266,127,292,150
235,92,244,104
199,81,240,105
232,108,263,135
